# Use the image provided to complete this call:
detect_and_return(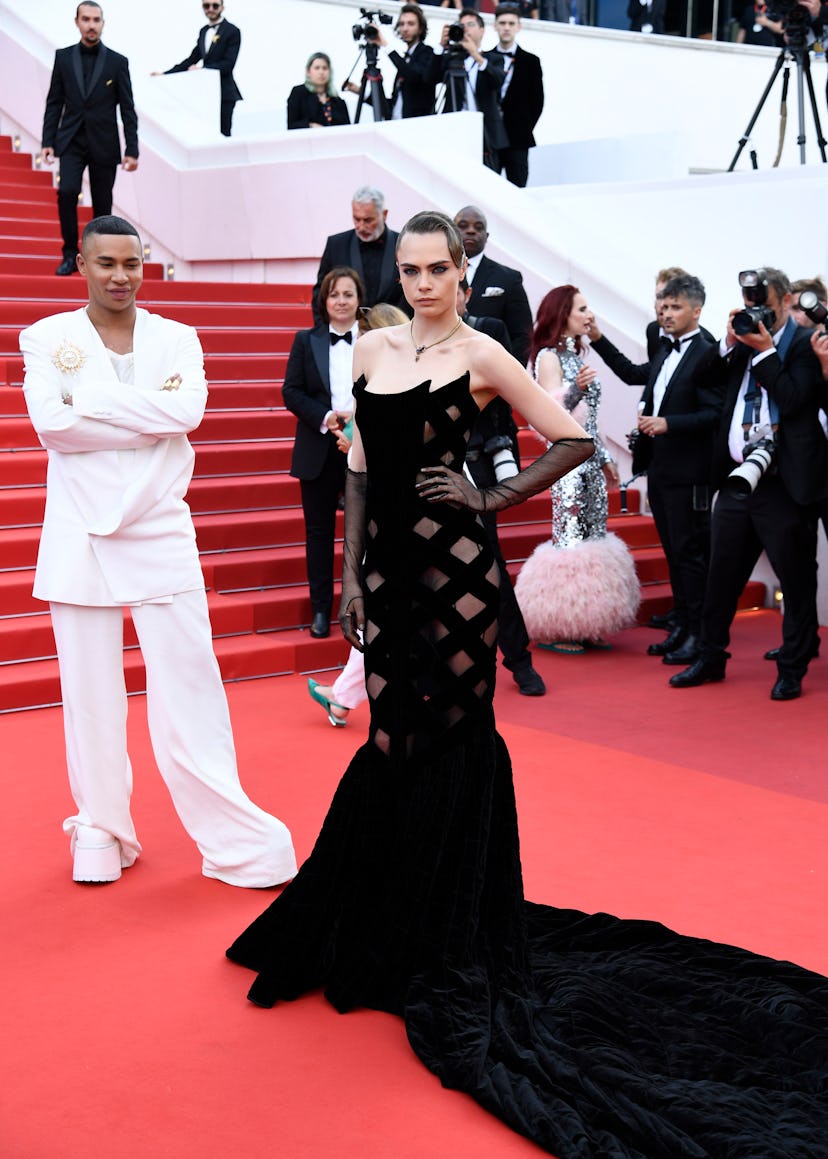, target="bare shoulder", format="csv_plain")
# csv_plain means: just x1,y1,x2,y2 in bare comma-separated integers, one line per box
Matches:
353,323,409,376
